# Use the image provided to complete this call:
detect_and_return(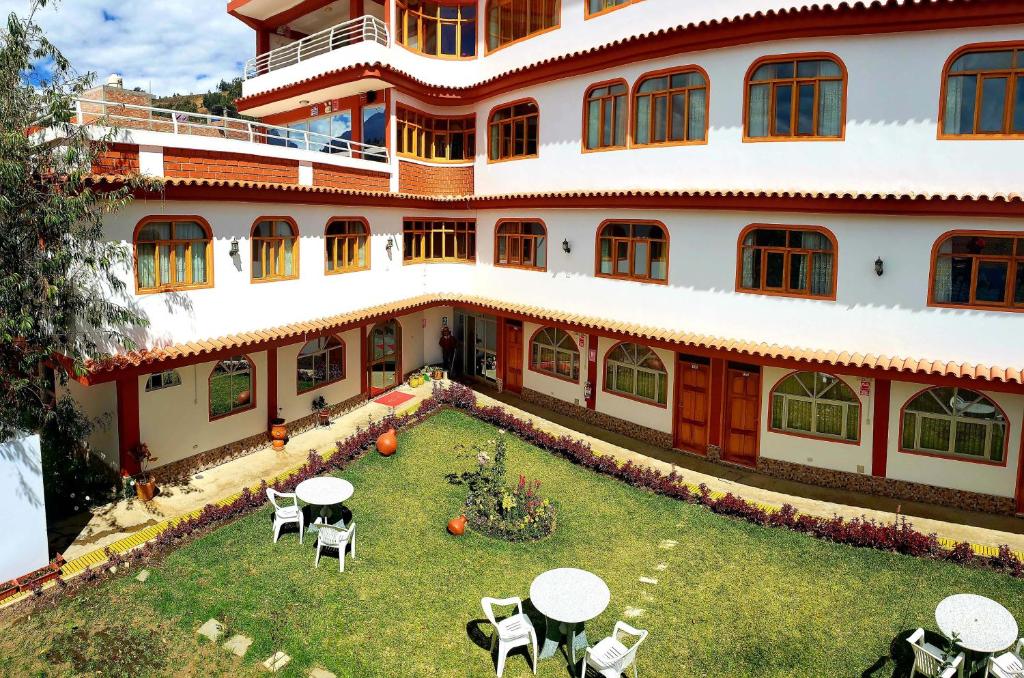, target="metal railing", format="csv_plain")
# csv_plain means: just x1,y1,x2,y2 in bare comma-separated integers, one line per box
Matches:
244,15,389,80
72,98,389,163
